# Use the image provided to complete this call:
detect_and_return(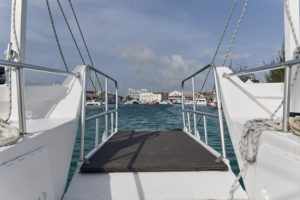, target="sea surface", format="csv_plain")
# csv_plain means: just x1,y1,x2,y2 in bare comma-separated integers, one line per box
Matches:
67,104,239,186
